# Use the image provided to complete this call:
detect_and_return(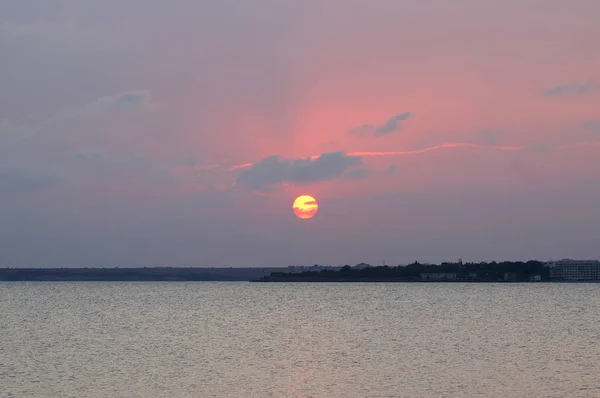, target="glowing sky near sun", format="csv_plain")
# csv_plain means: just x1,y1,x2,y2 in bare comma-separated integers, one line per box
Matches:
1,0,599,267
